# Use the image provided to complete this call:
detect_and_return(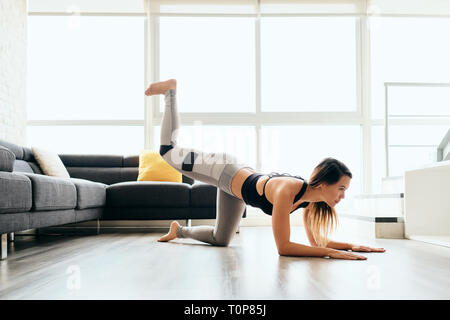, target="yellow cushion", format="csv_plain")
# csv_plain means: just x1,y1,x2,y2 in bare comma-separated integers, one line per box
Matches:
137,150,182,183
